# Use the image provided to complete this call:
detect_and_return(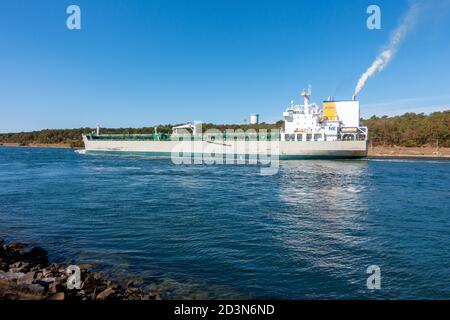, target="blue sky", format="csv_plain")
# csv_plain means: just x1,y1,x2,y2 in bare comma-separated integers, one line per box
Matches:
0,0,449,132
